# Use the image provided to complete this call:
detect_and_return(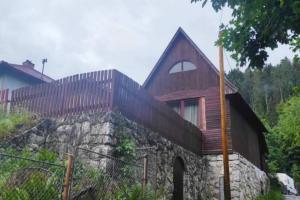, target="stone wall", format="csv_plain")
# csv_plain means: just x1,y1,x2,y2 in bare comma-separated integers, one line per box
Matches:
0,111,269,199
114,116,207,200
205,153,269,200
